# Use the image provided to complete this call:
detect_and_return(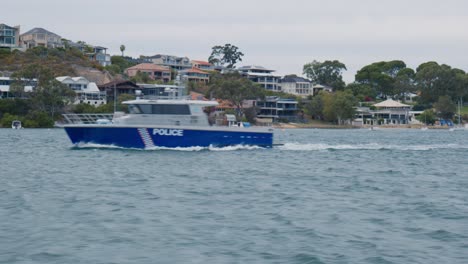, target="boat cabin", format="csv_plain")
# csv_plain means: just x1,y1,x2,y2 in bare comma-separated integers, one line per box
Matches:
114,99,218,127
